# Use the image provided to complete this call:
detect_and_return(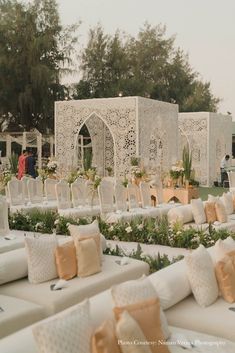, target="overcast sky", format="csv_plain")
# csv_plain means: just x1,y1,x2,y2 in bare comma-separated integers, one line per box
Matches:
57,0,235,118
